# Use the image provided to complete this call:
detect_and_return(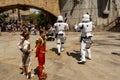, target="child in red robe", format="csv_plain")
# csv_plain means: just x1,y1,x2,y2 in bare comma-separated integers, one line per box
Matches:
36,30,47,79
